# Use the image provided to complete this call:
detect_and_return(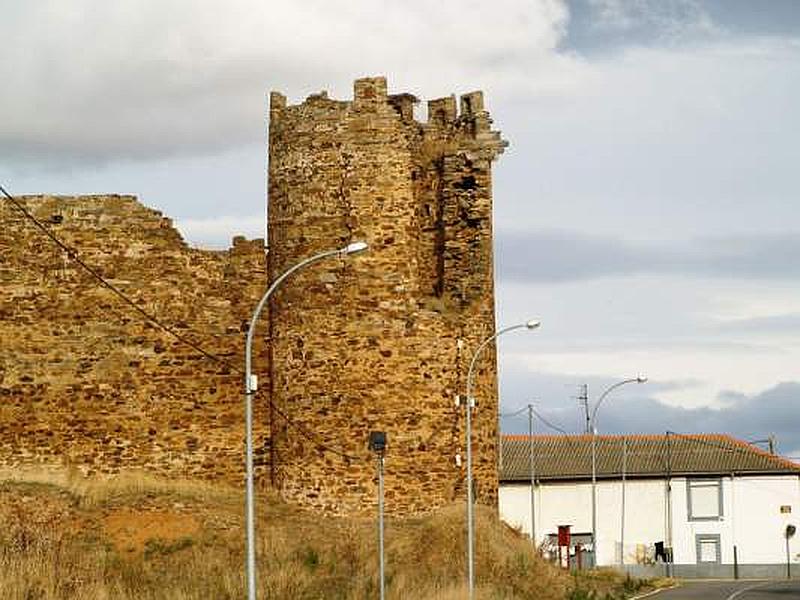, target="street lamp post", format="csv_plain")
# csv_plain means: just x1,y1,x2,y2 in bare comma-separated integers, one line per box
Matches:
369,431,388,600
589,376,646,568
528,403,536,548
465,319,541,599
244,241,368,600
